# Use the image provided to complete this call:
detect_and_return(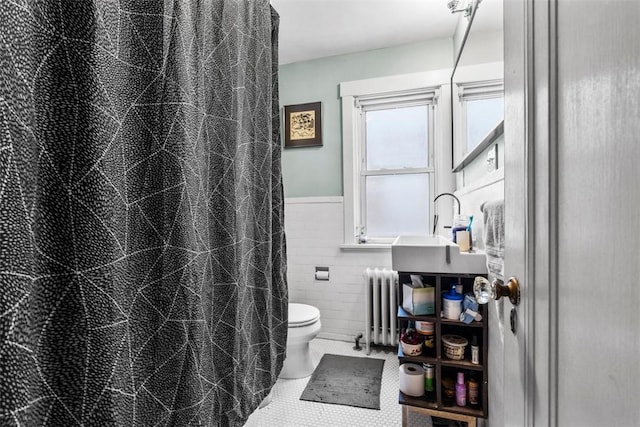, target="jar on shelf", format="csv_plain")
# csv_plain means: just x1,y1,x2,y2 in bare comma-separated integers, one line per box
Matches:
443,285,463,320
